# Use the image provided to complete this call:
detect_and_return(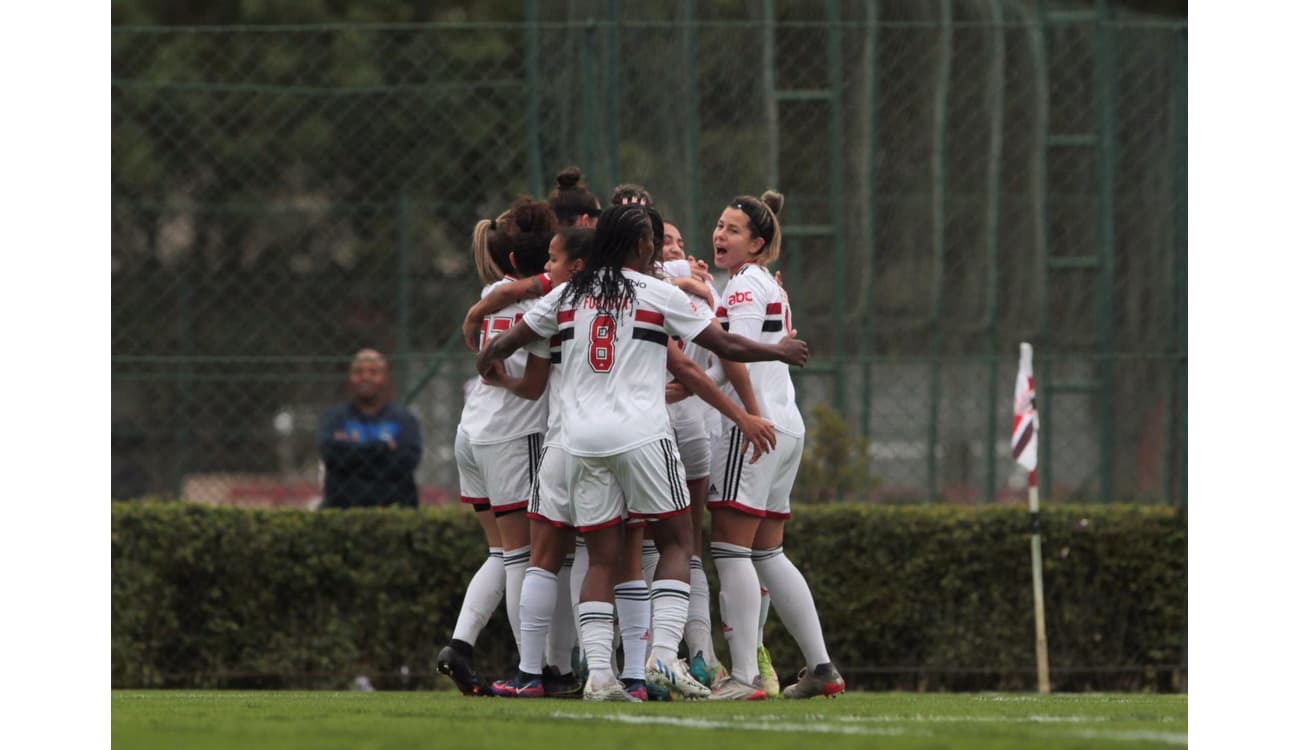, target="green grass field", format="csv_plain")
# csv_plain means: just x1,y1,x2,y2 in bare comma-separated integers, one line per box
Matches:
112,690,1186,749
